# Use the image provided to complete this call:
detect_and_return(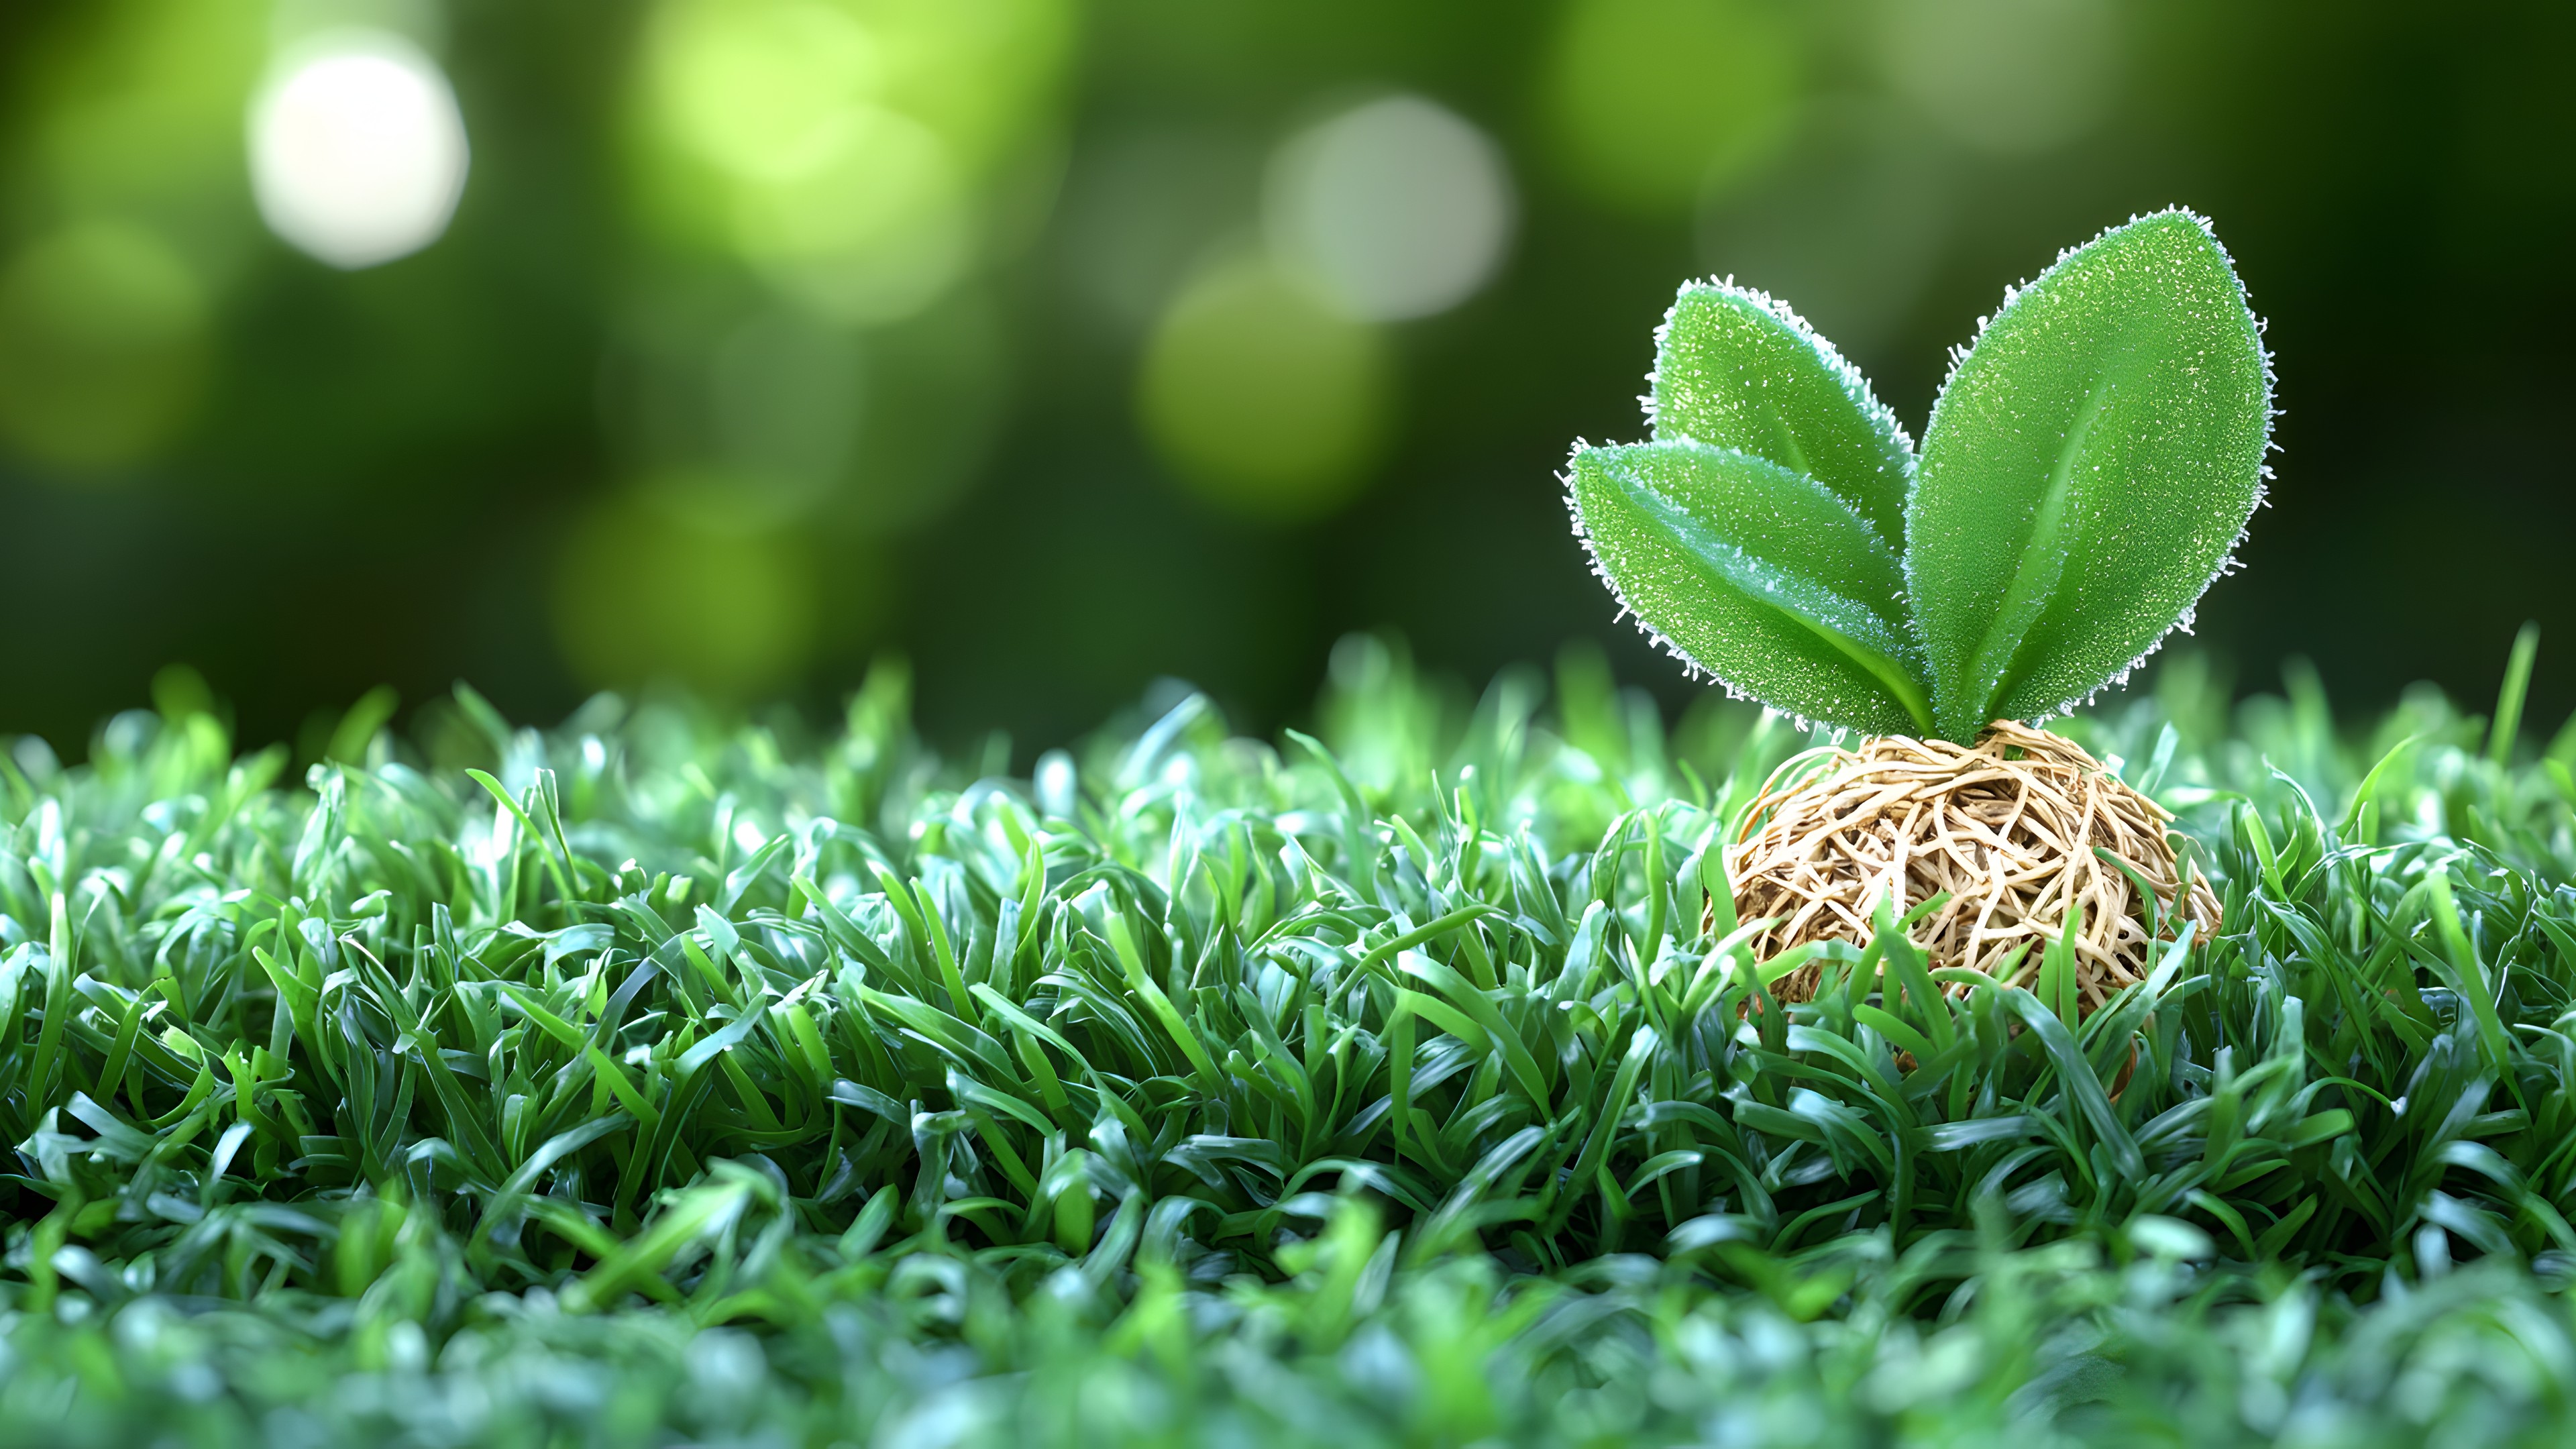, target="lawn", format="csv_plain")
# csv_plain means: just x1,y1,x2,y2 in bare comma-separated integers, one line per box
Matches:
5,636,2576,1446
